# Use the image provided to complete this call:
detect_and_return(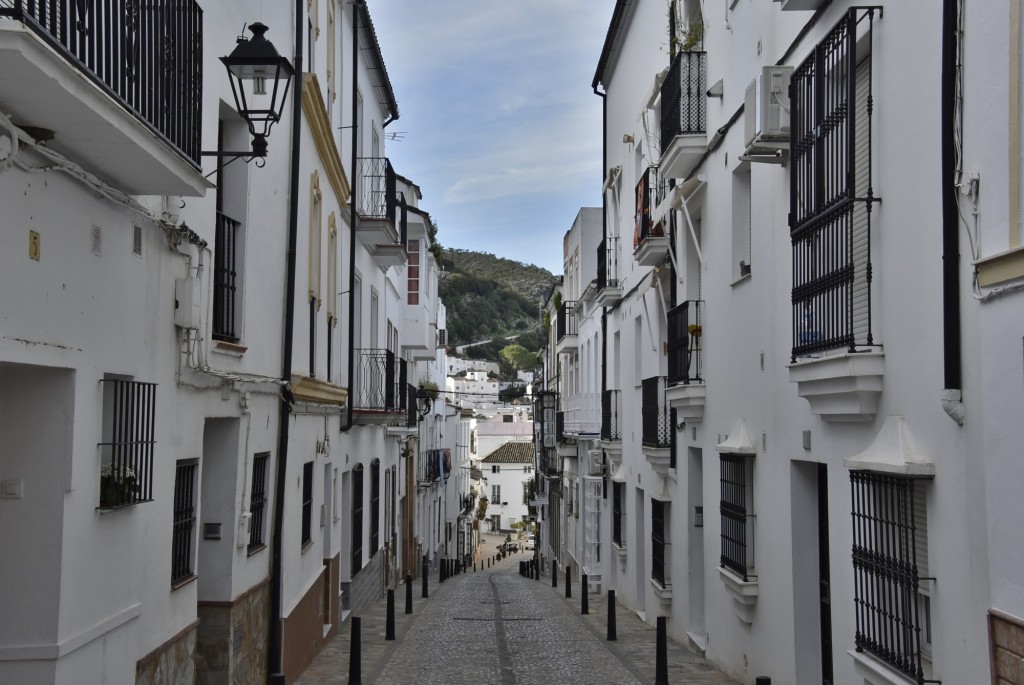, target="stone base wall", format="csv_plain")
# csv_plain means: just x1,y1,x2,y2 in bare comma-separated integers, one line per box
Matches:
991,609,1024,685
283,555,340,684
136,622,197,685
196,580,269,685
